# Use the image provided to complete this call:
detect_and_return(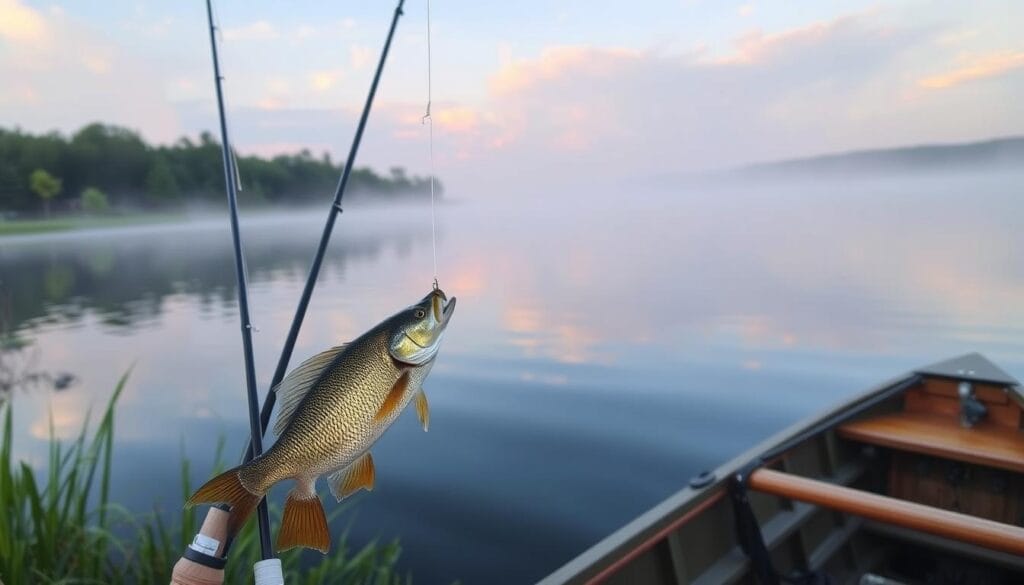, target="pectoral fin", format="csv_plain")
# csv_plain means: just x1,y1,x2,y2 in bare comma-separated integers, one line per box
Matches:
374,370,410,423
415,390,430,432
327,452,375,502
